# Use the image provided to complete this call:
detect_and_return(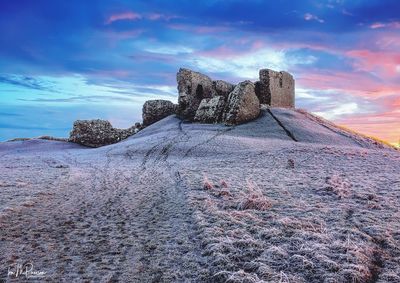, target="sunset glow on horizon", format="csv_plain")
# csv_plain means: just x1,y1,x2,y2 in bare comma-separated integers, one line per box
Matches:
0,0,399,144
